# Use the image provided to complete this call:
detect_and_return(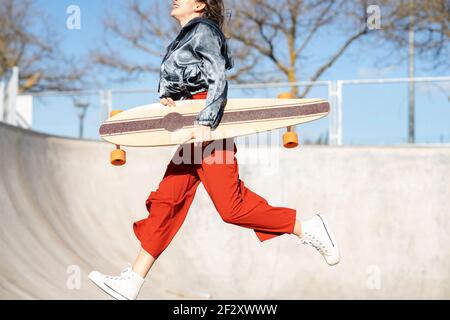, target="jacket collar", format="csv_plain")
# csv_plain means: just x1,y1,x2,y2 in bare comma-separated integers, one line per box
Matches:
165,17,233,70
176,17,222,45
183,16,207,30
